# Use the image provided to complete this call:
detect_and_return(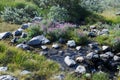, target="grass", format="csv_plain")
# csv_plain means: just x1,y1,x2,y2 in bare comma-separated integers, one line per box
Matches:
0,22,20,32
0,41,59,79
